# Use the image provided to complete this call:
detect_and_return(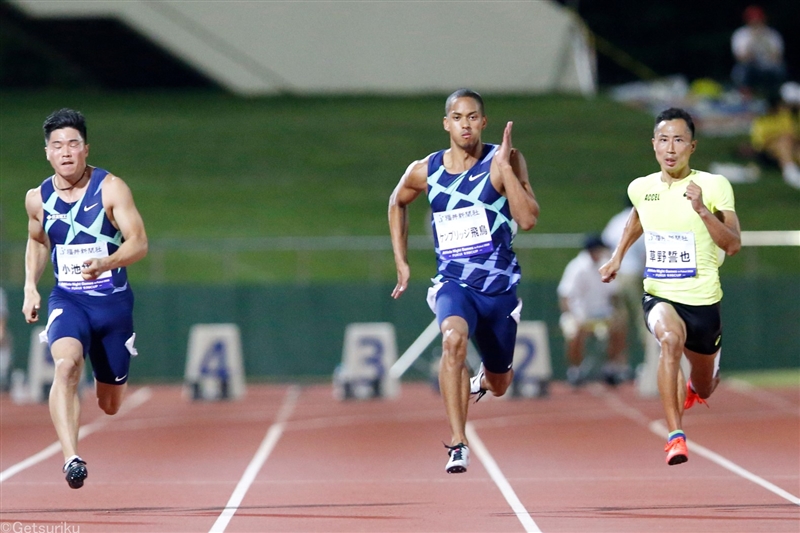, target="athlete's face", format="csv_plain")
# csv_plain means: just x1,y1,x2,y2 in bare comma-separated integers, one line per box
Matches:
444,97,486,150
652,119,696,177
45,127,89,180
